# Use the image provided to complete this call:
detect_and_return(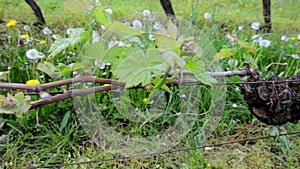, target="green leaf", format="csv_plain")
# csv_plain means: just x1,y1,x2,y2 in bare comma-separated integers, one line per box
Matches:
167,20,177,38
49,28,86,57
154,32,181,53
85,41,106,60
0,93,31,117
162,50,186,68
185,59,216,86
243,55,258,69
106,22,141,35
239,41,257,53
115,48,168,88
37,61,57,78
59,111,71,132
92,6,110,25
213,48,235,60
